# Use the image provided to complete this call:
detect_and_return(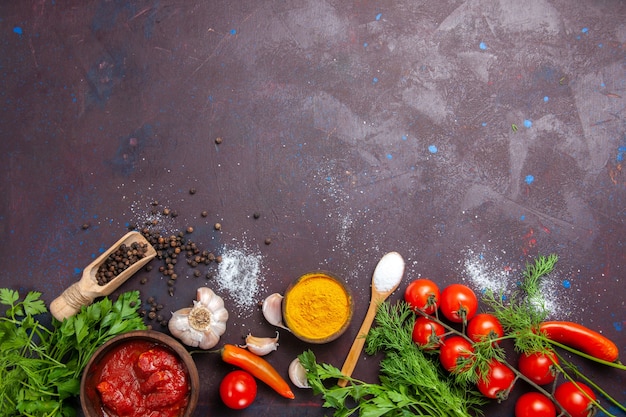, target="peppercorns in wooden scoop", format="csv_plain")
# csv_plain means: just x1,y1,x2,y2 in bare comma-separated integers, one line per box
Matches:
50,231,156,321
